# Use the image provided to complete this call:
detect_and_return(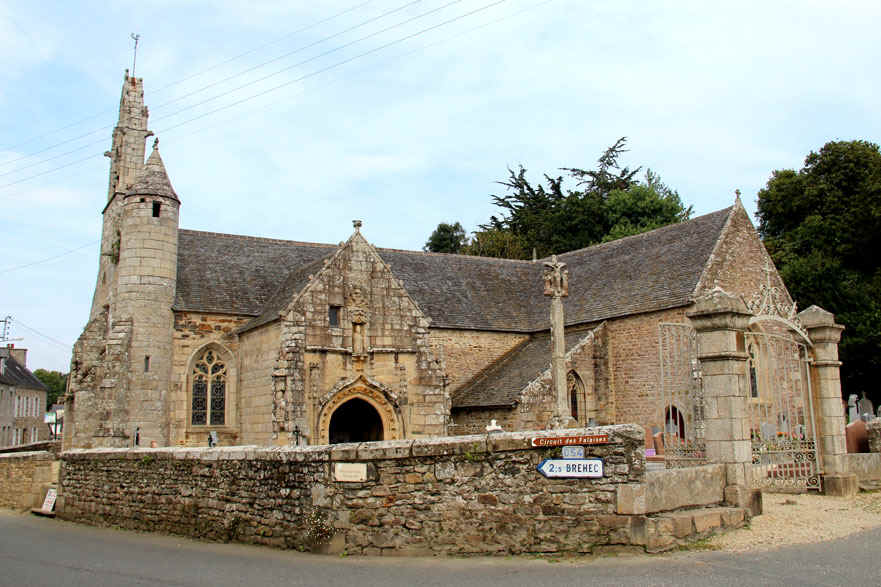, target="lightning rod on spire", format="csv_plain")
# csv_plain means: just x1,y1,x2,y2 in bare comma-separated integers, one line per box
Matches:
130,33,141,76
